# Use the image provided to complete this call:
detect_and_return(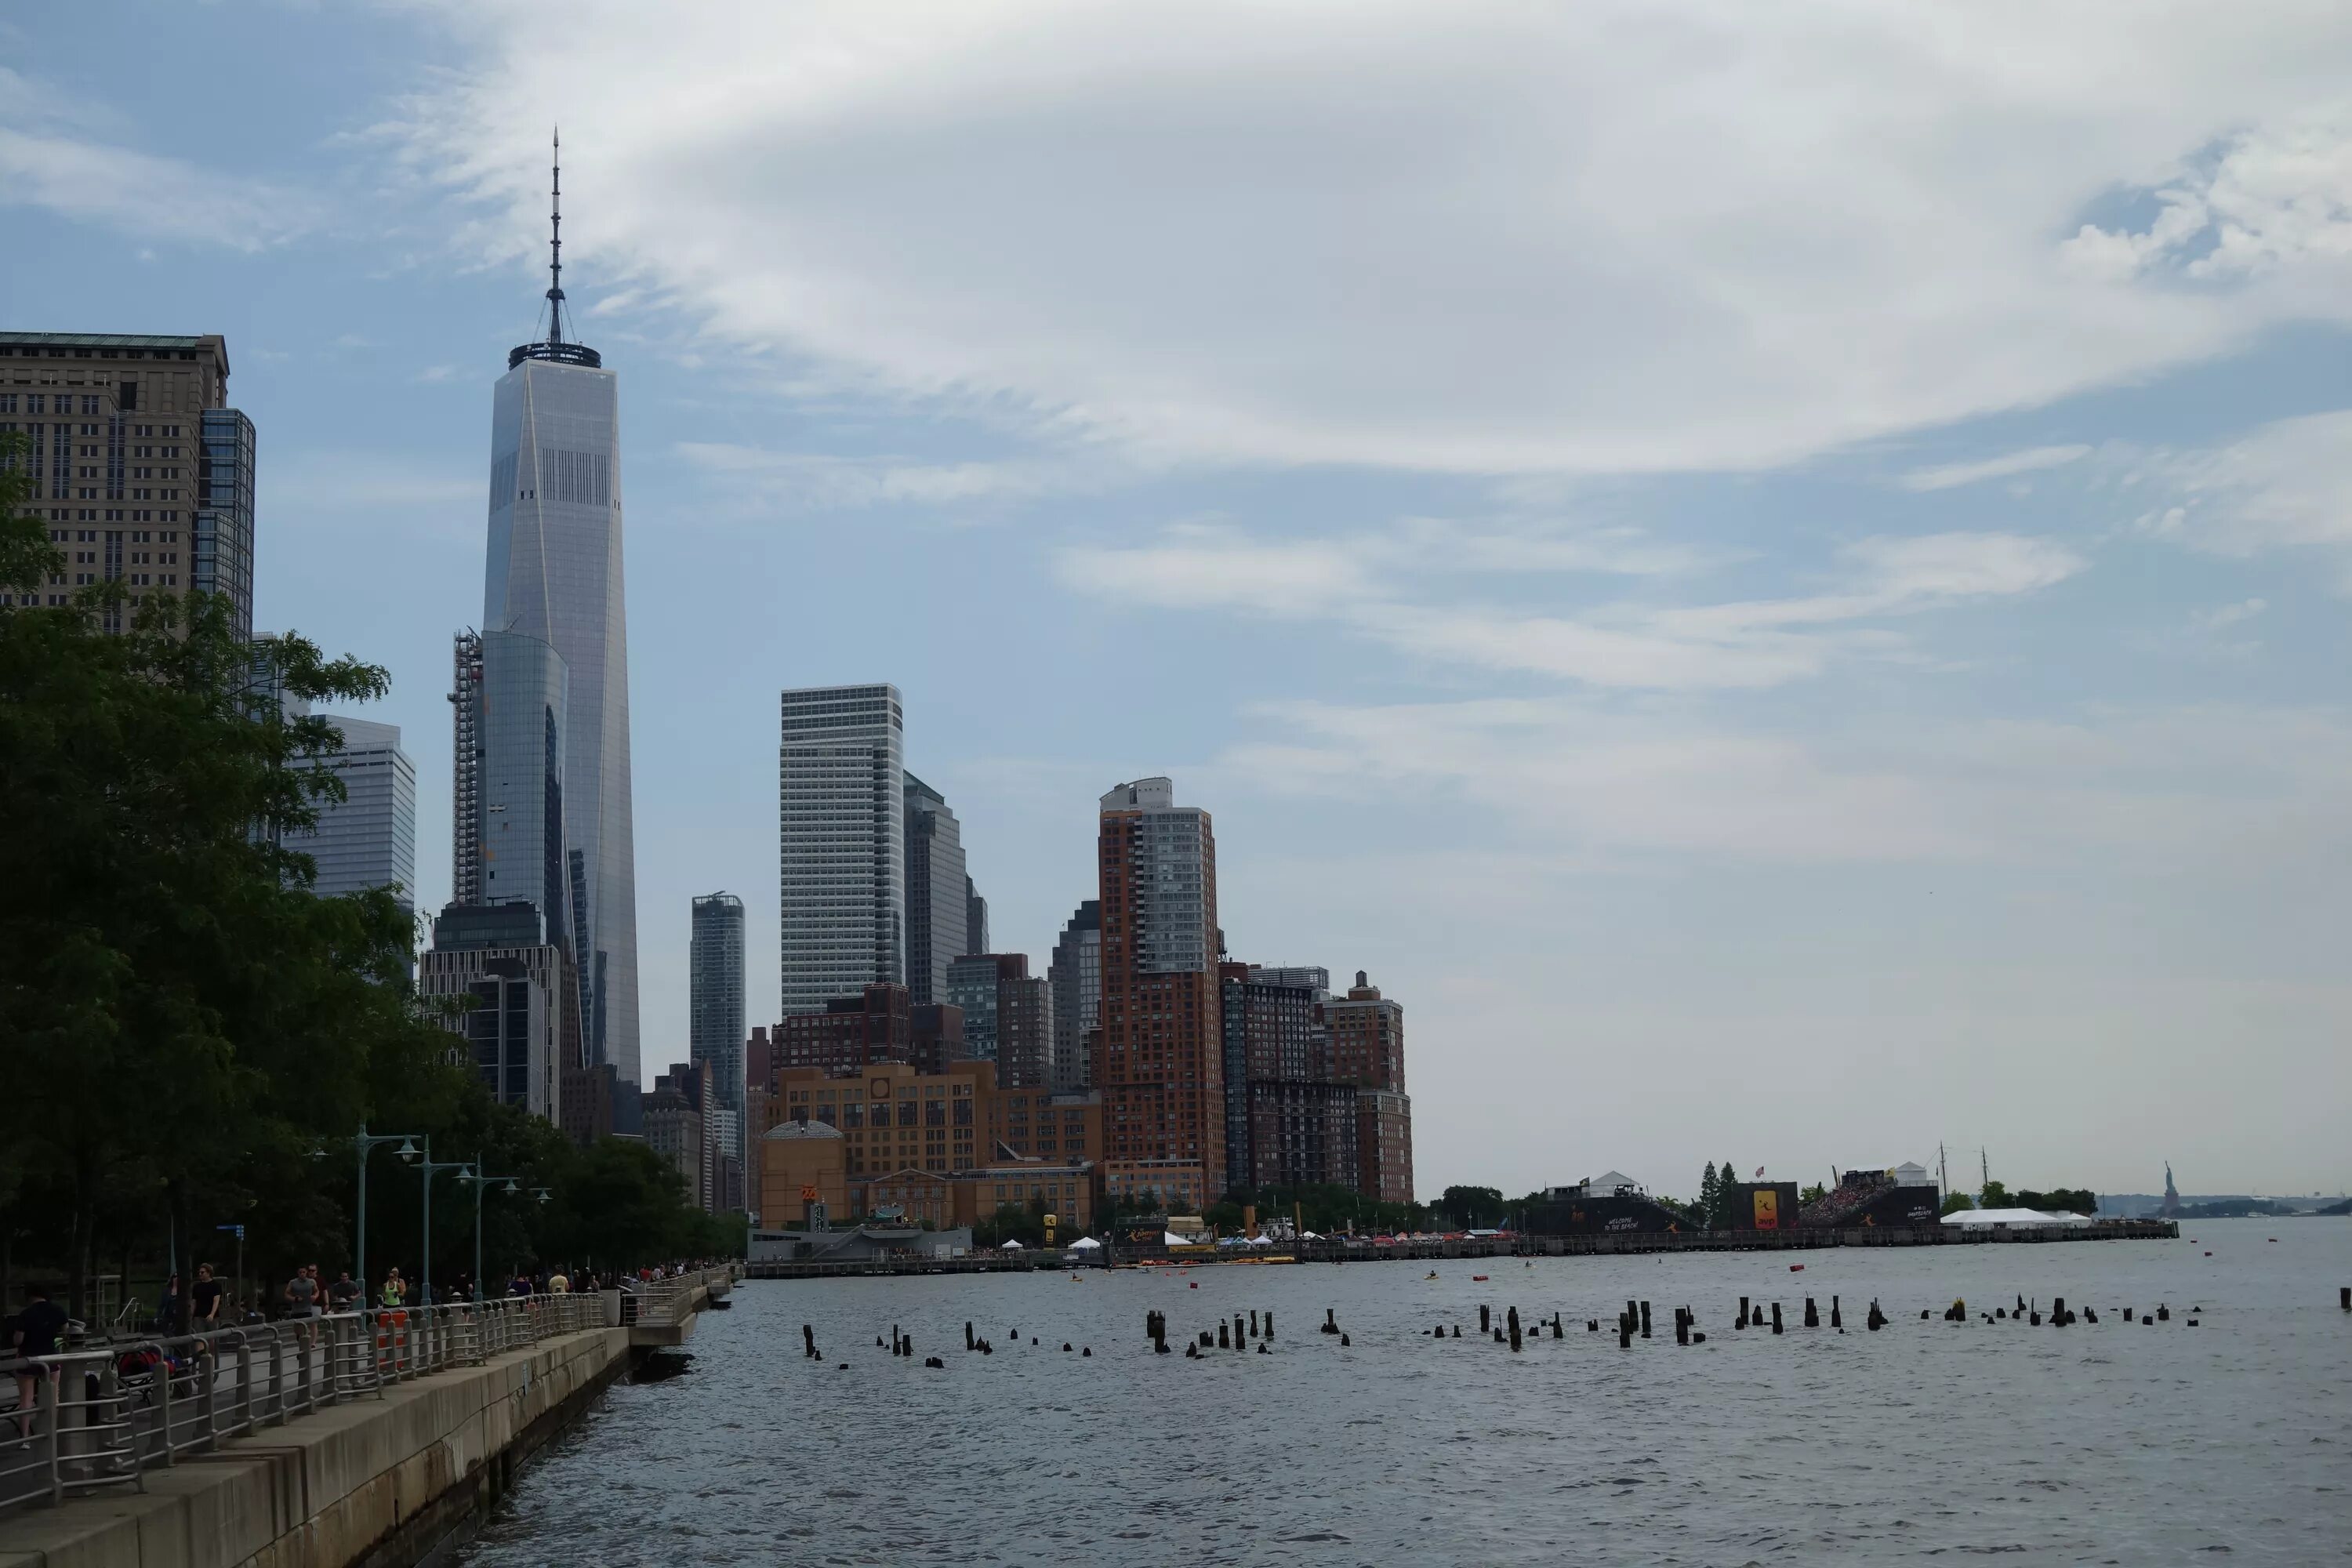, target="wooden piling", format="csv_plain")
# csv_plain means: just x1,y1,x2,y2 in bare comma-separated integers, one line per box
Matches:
1480,1304,1491,1333
1804,1297,1819,1328
1770,1301,1783,1334
1830,1295,1842,1330
1737,1295,1749,1329
1640,1301,1652,1338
